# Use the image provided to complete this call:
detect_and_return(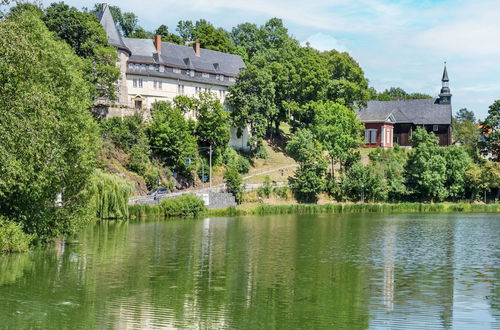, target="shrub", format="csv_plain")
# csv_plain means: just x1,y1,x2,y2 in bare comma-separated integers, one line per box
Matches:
258,176,273,198
0,217,32,253
224,167,244,204
223,147,251,174
160,194,206,217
